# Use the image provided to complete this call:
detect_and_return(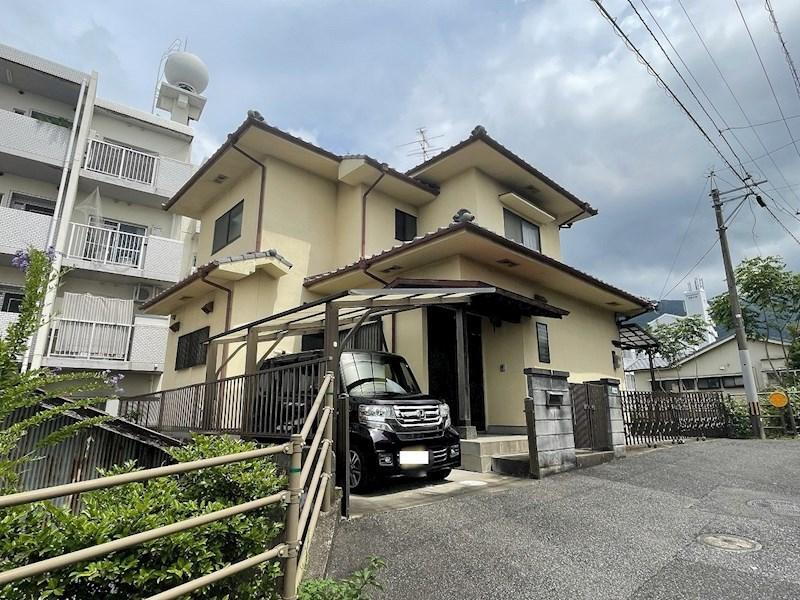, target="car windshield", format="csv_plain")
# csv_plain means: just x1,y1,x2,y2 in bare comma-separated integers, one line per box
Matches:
340,352,421,396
